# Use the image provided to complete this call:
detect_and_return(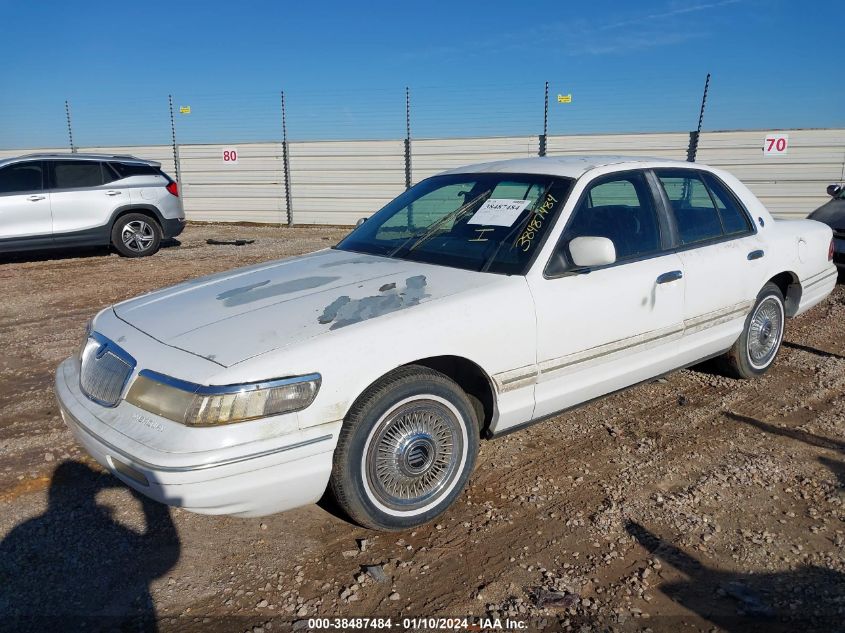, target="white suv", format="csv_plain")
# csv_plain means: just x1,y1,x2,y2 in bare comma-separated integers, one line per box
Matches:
0,153,185,257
